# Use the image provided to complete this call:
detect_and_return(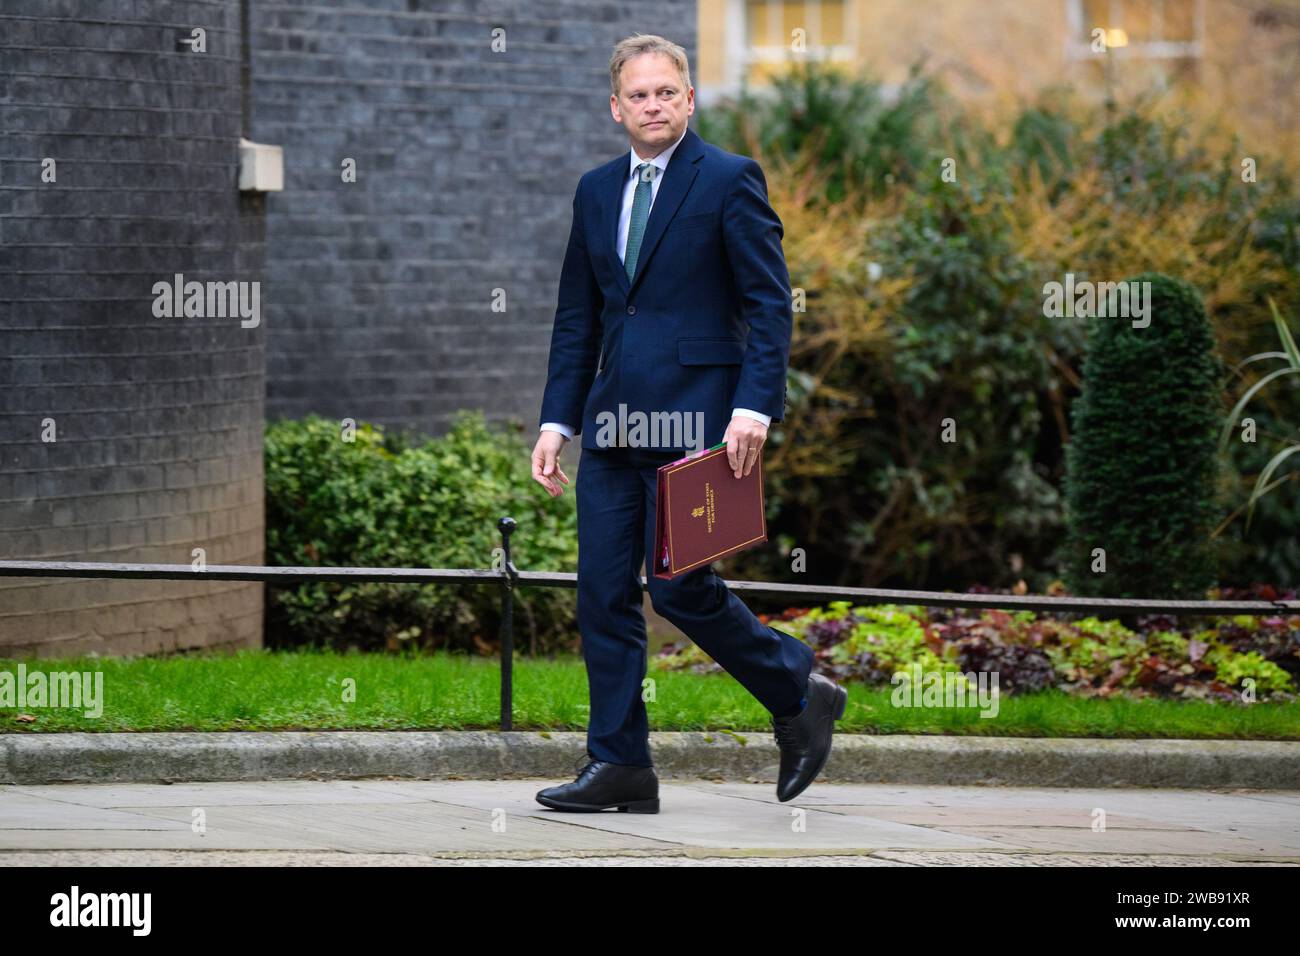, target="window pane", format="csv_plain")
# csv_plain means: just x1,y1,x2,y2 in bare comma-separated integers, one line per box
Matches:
1162,0,1197,41
782,2,810,48
822,0,845,45
746,0,776,47
1082,0,1112,42
1124,0,1157,44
